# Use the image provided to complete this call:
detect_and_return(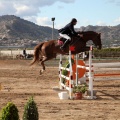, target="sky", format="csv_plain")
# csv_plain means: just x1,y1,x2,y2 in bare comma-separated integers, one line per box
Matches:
0,0,120,29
